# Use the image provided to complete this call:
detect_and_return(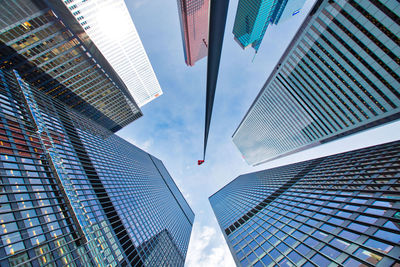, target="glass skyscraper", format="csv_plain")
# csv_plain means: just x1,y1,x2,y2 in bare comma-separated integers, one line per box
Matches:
63,0,163,107
0,1,194,266
177,0,209,66
232,0,306,52
233,0,400,165
0,67,194,266
0,0,142,132
210,141,400,266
